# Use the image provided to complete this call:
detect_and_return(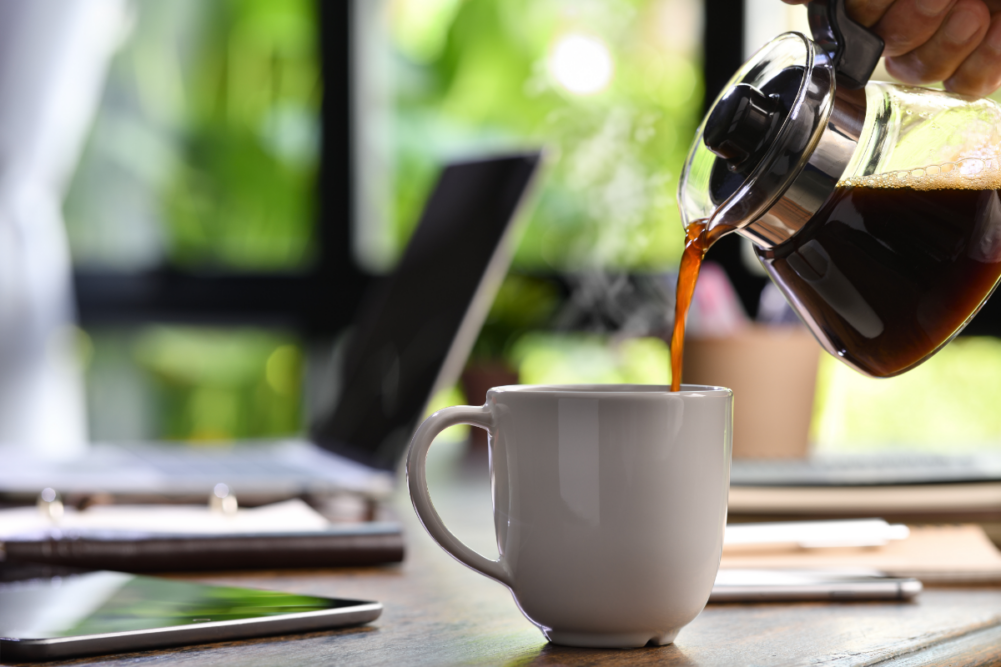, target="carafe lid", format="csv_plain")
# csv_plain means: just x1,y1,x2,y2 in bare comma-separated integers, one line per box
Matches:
678,0,884,245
